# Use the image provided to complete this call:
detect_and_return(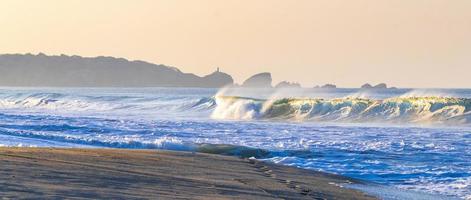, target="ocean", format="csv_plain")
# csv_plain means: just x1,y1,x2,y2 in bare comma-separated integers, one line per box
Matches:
0,87,470,199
